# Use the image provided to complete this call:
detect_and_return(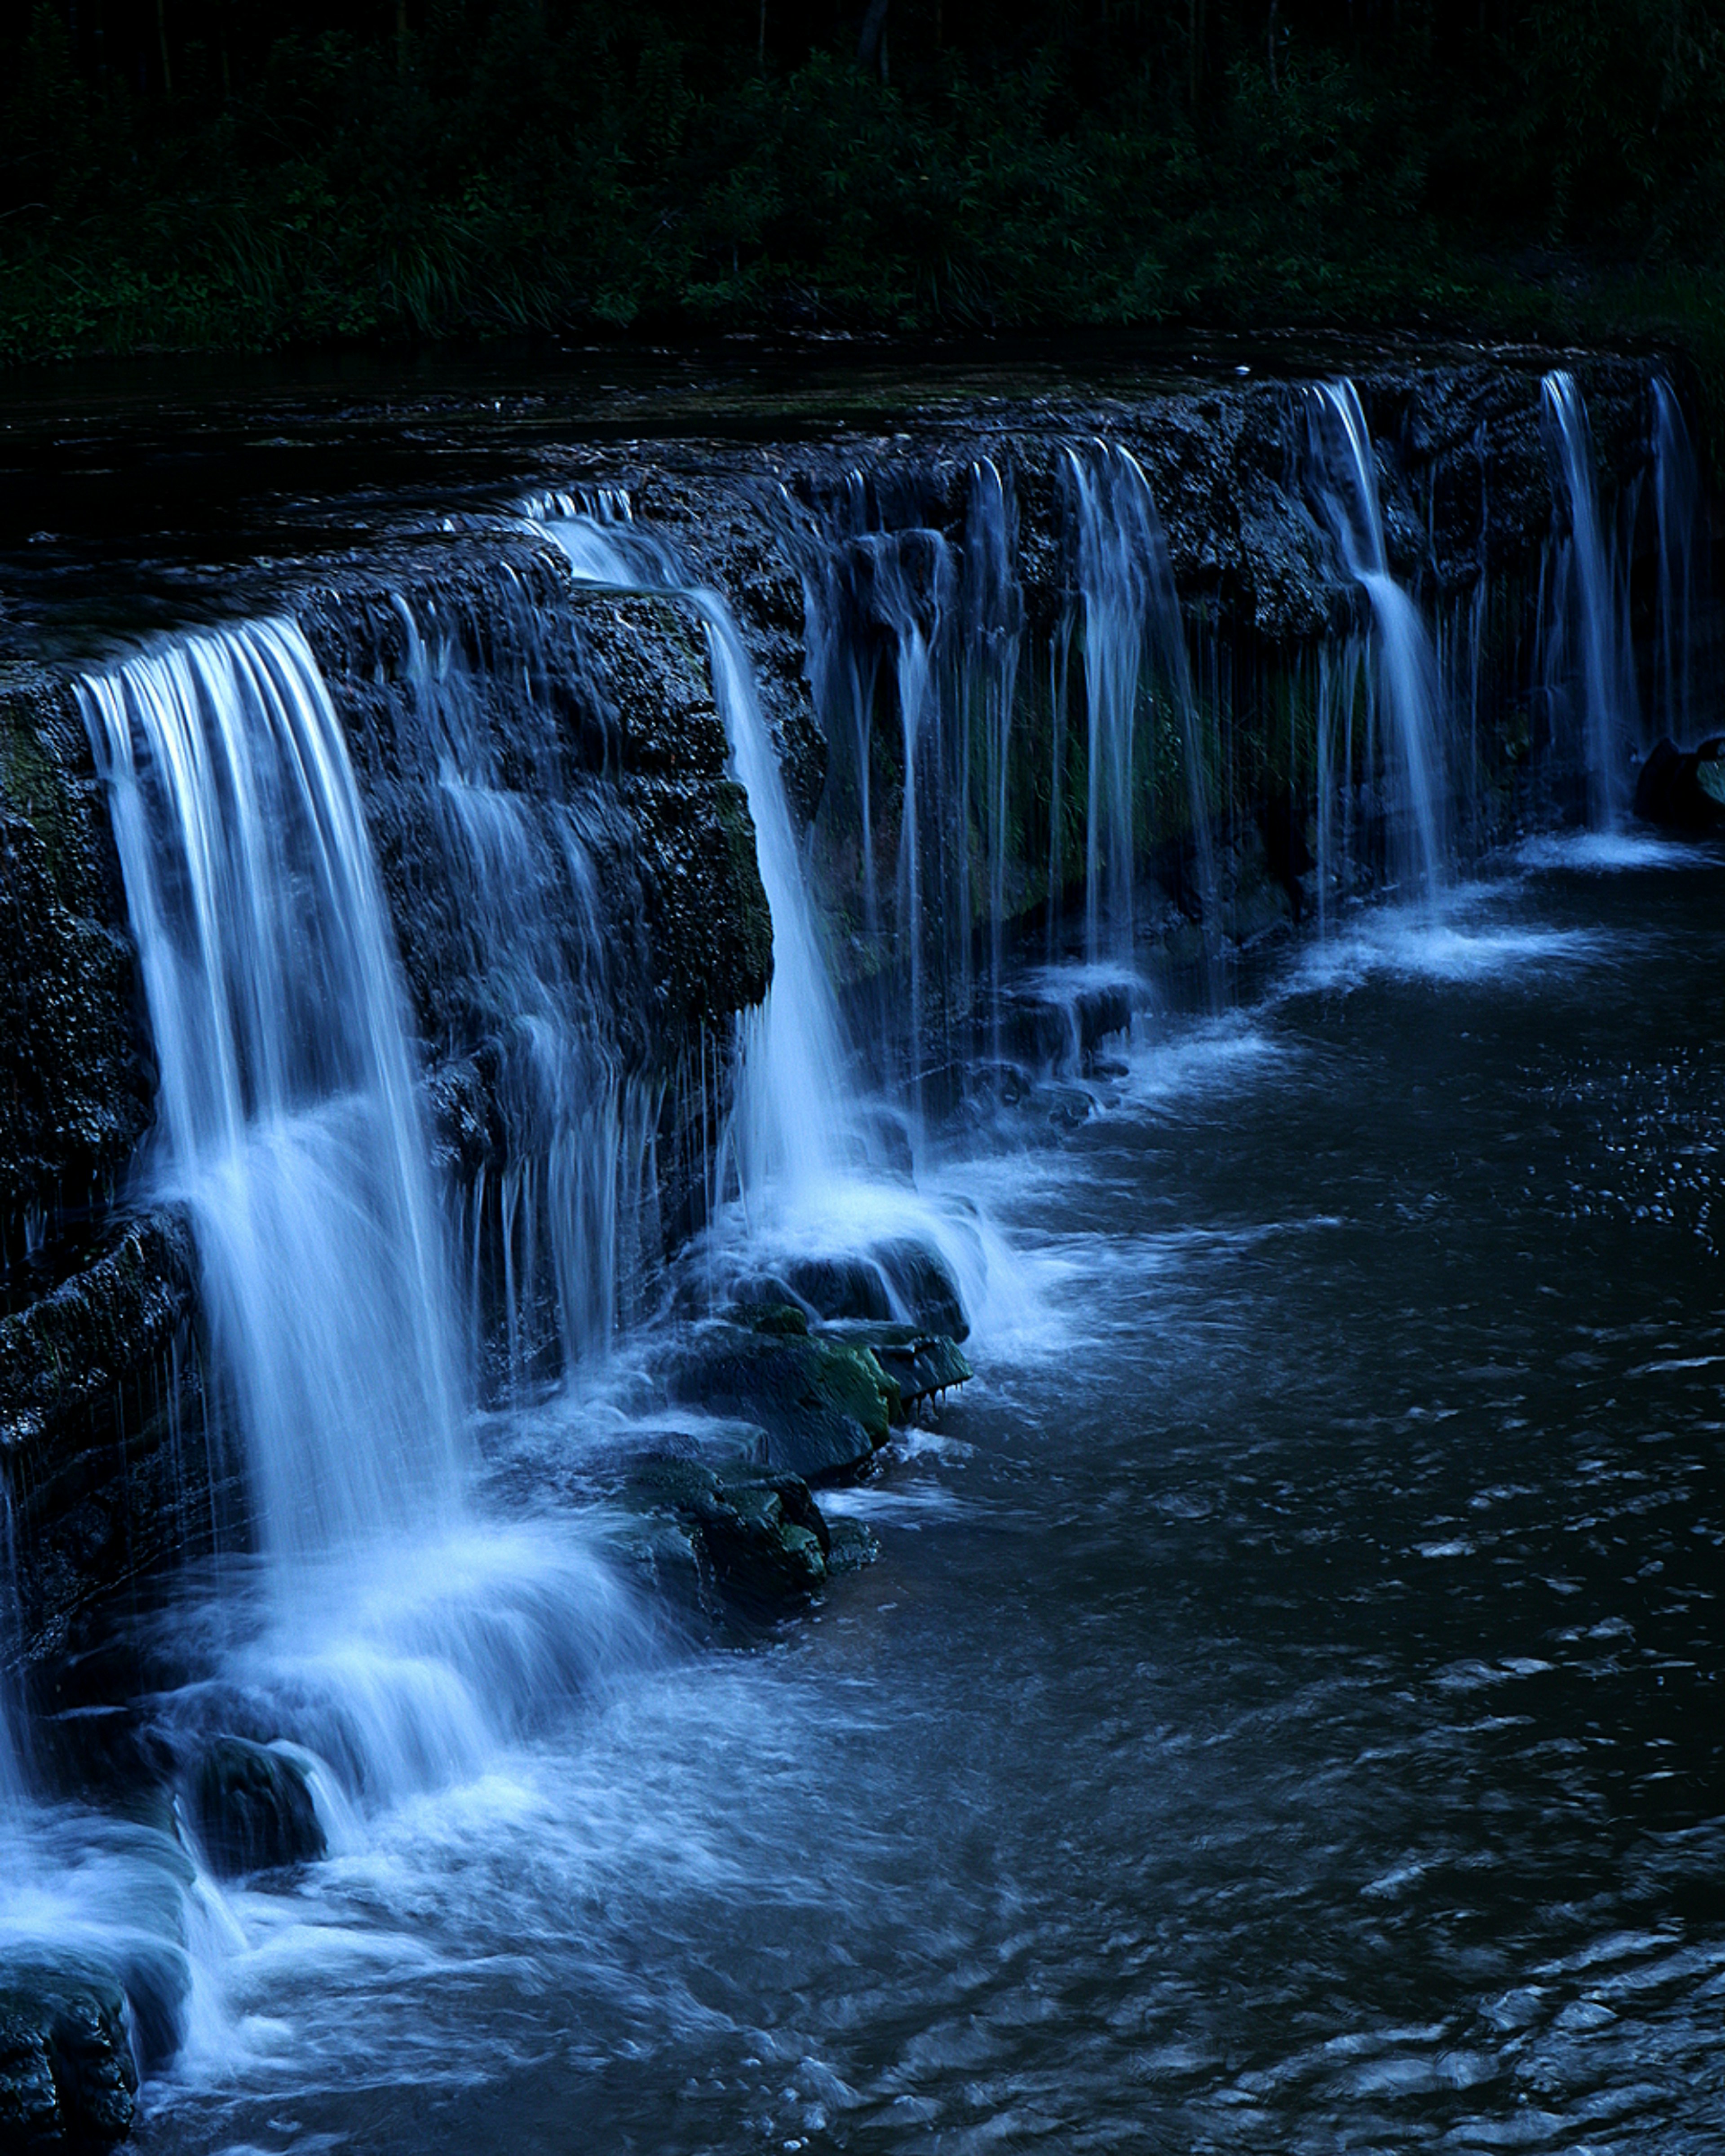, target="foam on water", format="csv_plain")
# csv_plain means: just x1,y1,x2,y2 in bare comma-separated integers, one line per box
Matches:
1517,830,1701,874
1292,888,1603,990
